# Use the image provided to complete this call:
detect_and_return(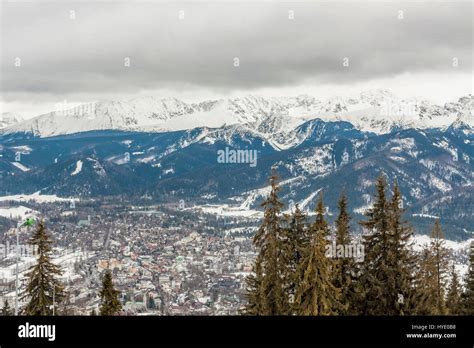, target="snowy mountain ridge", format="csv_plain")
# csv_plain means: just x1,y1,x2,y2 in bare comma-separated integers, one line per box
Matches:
2,90,472,140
